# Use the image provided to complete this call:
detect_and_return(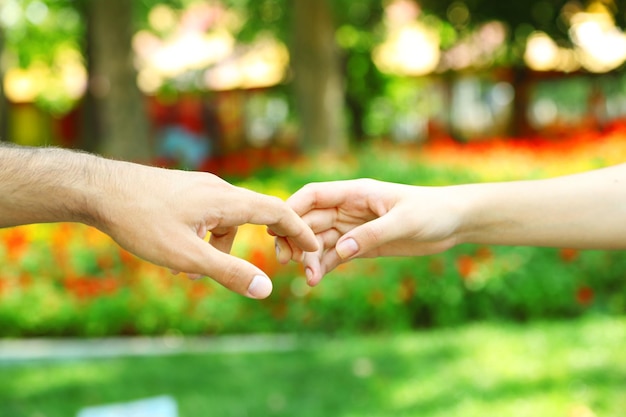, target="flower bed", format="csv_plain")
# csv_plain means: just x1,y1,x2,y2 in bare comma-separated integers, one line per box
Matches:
2,128,626,337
